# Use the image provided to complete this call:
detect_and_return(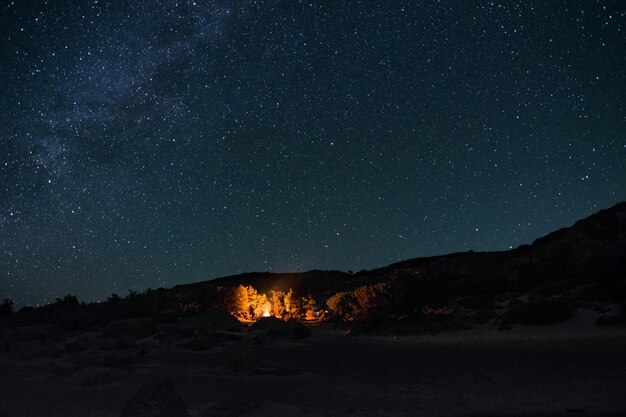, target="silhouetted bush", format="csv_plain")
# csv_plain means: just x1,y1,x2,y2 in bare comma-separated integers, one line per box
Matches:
0,299,14,316
54,294,79,307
